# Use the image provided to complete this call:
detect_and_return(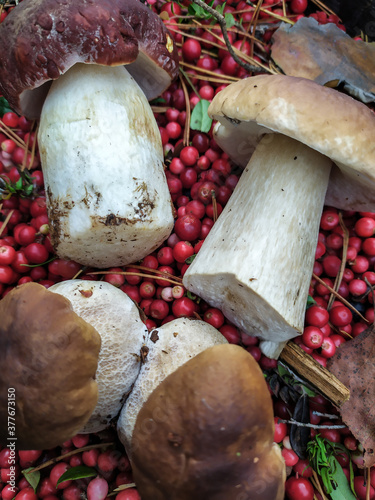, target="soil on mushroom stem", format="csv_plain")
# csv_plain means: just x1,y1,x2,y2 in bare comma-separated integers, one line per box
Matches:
0,0,374,498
